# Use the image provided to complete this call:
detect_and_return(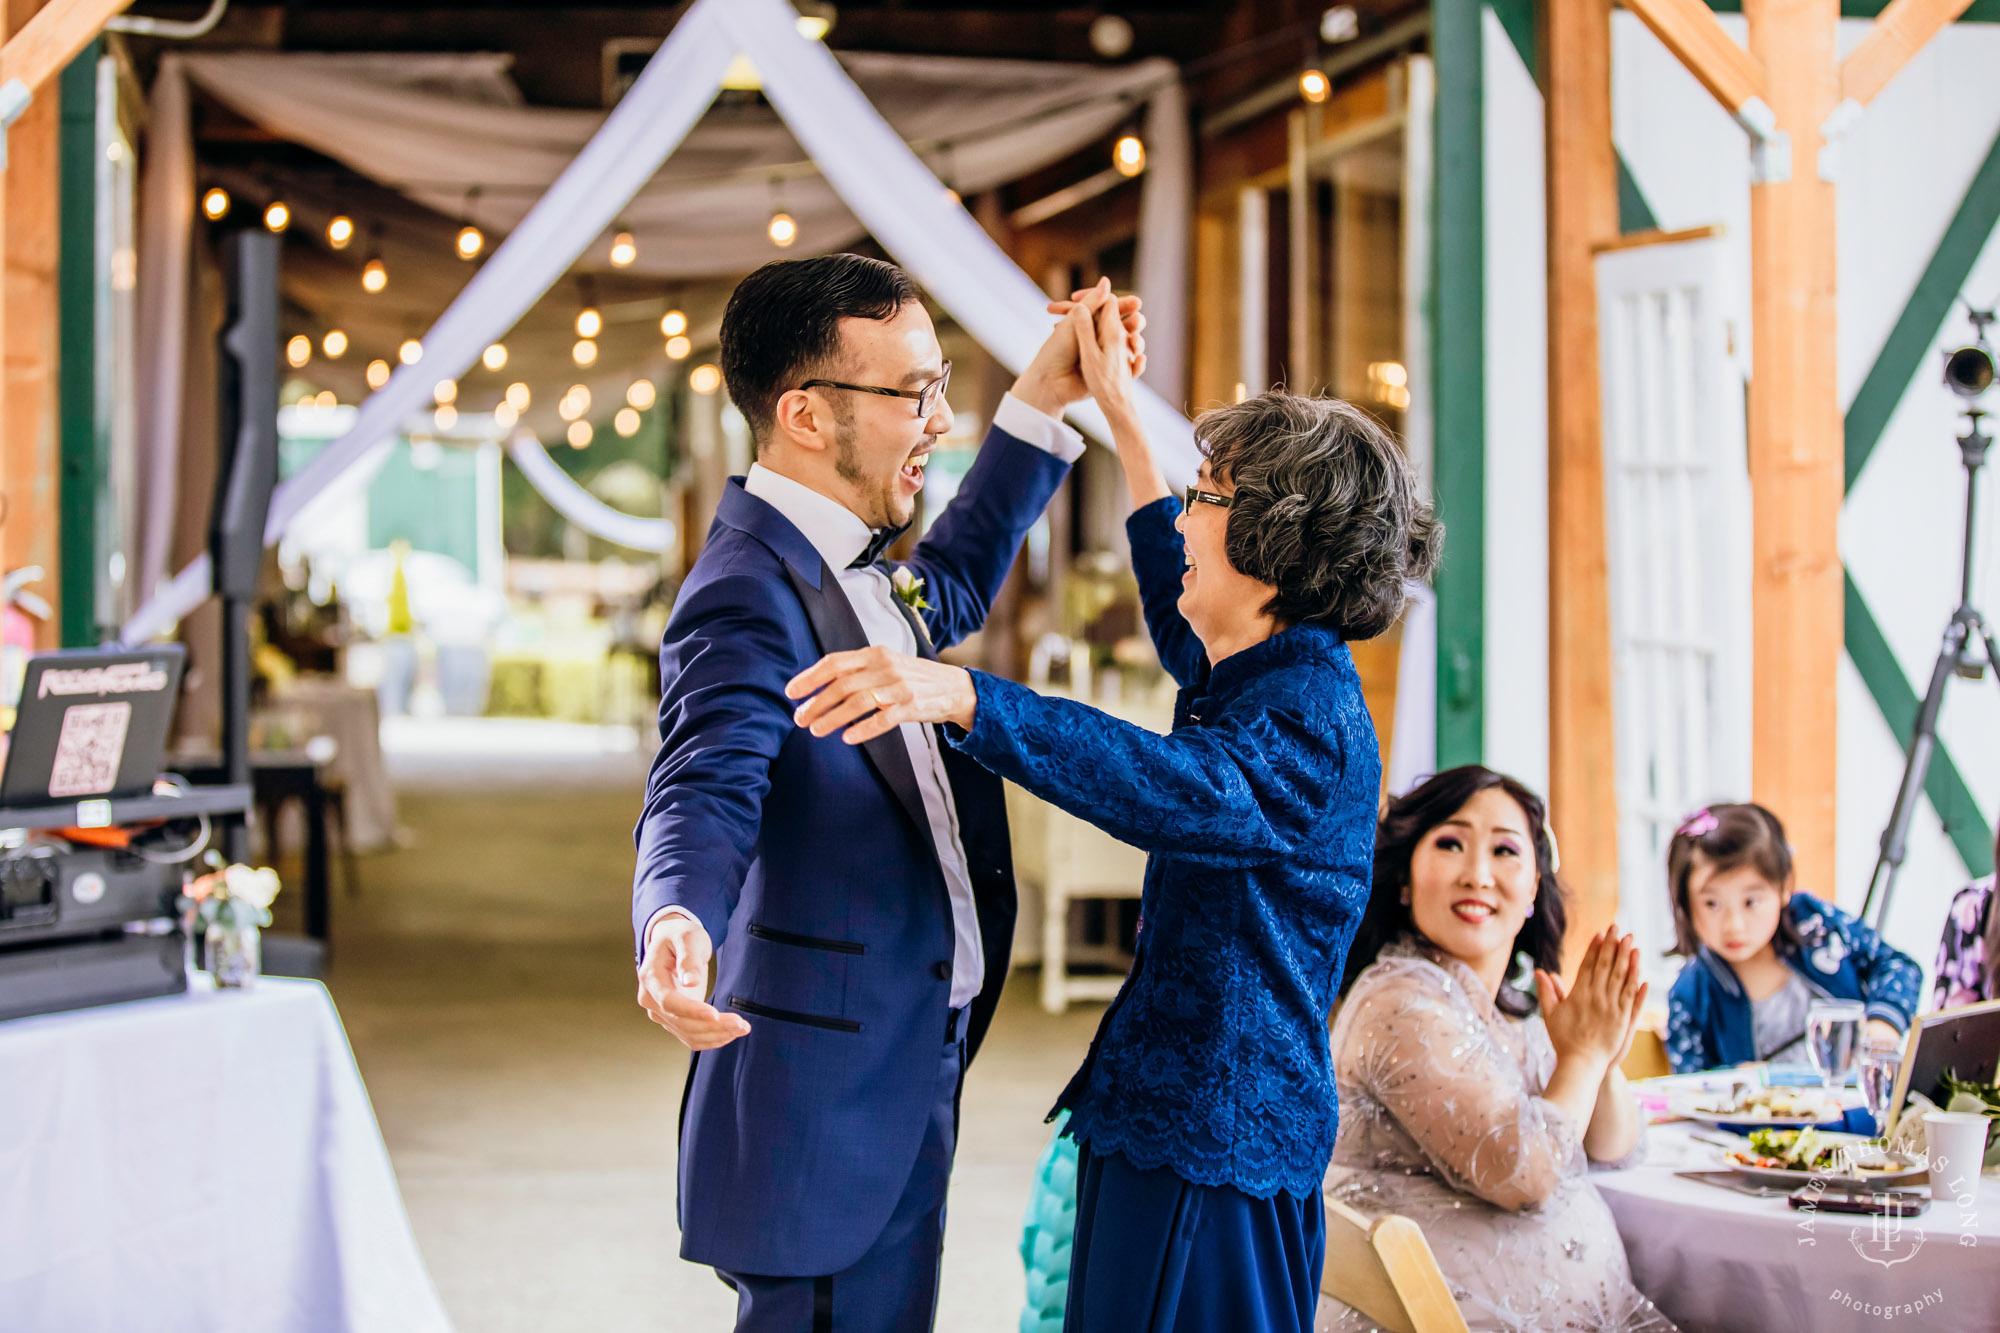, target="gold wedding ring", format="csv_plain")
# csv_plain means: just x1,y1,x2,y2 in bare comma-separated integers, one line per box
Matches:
871,689,890,708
